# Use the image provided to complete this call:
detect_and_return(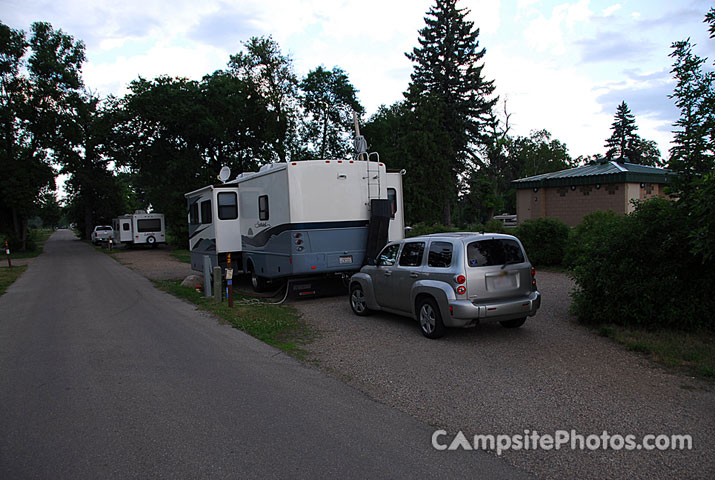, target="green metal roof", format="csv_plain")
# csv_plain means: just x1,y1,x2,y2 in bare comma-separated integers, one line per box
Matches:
511,160,673,189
